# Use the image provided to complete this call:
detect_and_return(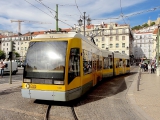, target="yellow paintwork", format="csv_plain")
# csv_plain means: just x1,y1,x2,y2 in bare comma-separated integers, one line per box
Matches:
22,83,65,91
23,36,130,93
102,69,113,76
